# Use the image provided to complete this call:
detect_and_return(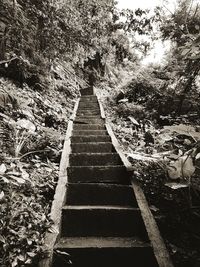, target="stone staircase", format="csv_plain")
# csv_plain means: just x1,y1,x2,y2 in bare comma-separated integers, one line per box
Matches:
52,88,161,266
